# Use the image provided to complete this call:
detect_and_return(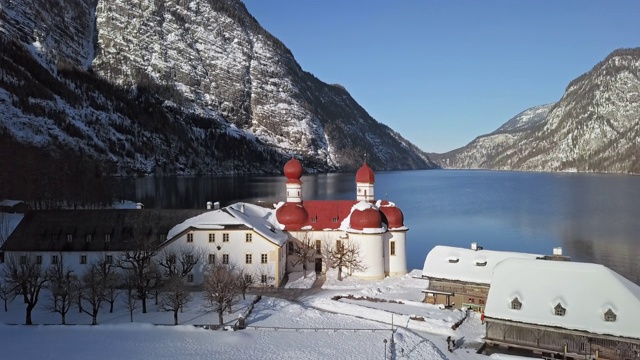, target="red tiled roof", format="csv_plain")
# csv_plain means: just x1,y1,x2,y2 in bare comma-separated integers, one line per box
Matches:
294,200,357,231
